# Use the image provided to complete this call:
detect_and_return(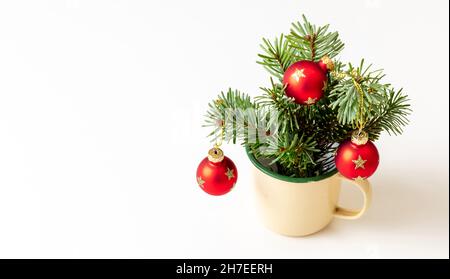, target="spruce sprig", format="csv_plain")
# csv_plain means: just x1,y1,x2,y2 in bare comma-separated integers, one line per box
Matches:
257,35,296,81
287,15,344,61
203,15,411,178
